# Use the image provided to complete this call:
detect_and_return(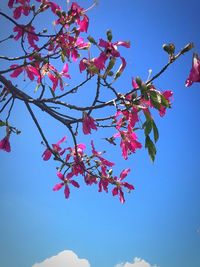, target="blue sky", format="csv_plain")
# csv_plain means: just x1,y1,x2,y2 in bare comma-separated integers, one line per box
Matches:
0,1,200,267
